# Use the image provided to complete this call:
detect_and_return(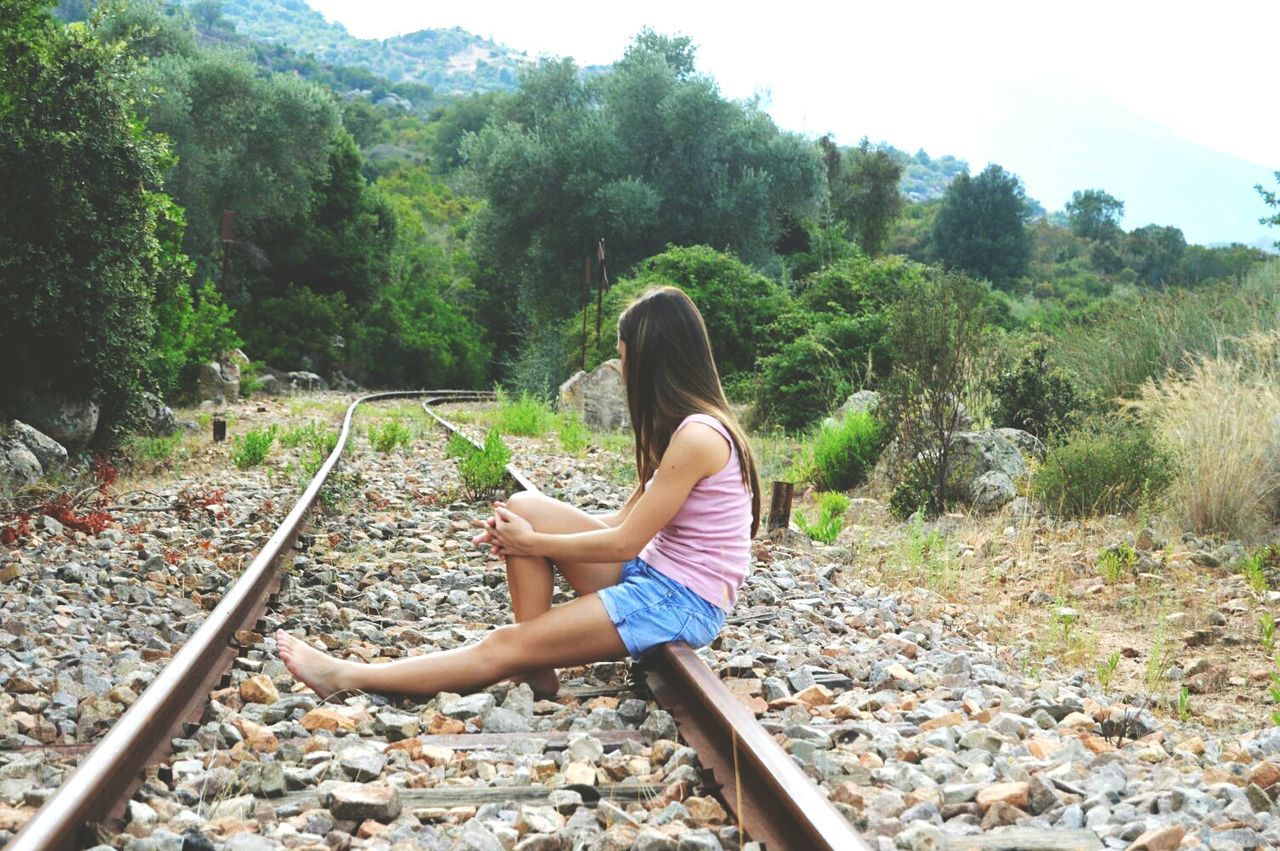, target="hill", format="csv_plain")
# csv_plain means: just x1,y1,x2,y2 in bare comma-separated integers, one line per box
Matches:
178,0,531,94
